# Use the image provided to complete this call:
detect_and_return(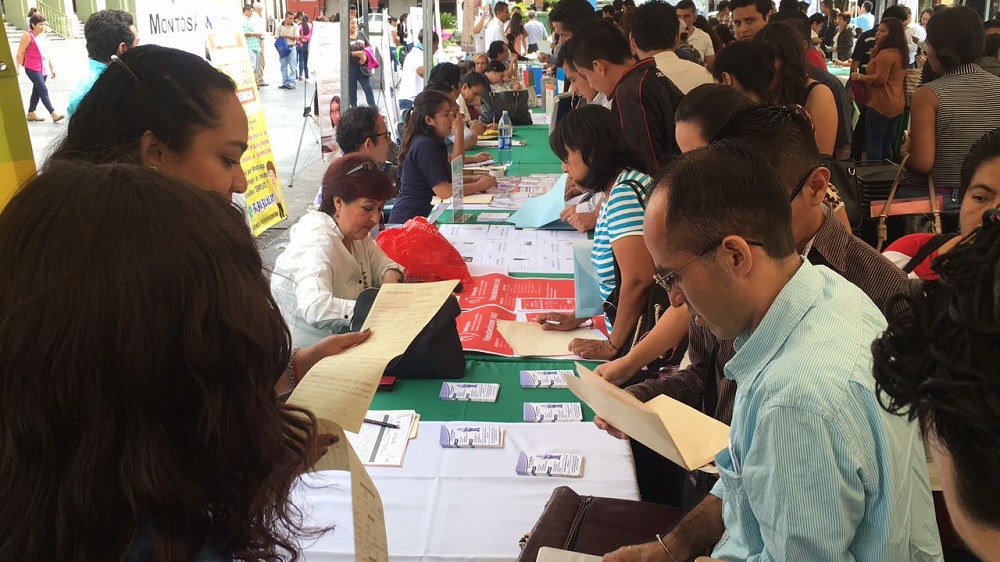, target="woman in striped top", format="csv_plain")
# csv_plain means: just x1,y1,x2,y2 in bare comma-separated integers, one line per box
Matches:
901,7,1000,213
535,105,661,362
